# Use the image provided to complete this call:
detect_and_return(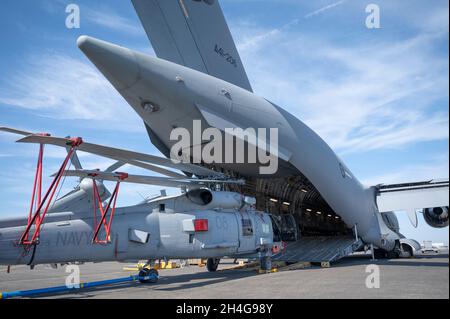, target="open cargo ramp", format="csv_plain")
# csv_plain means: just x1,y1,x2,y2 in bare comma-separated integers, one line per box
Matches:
273,236,363,264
